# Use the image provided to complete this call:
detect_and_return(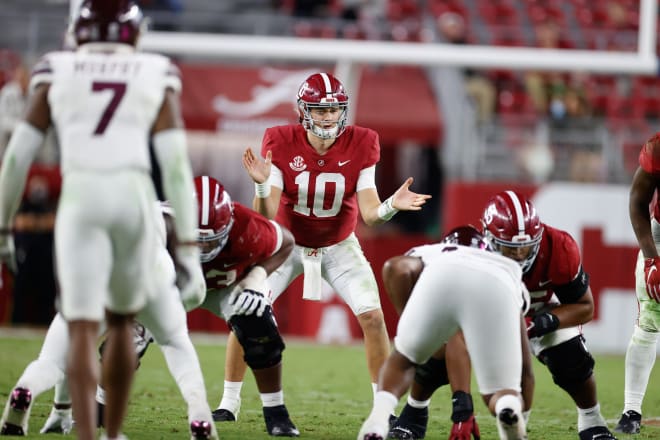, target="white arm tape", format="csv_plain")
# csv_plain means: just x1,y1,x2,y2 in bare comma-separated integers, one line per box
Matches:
241,265,267,292
254,180,271,198
377,195,399,221
0,122,44,228
152,128,197,243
